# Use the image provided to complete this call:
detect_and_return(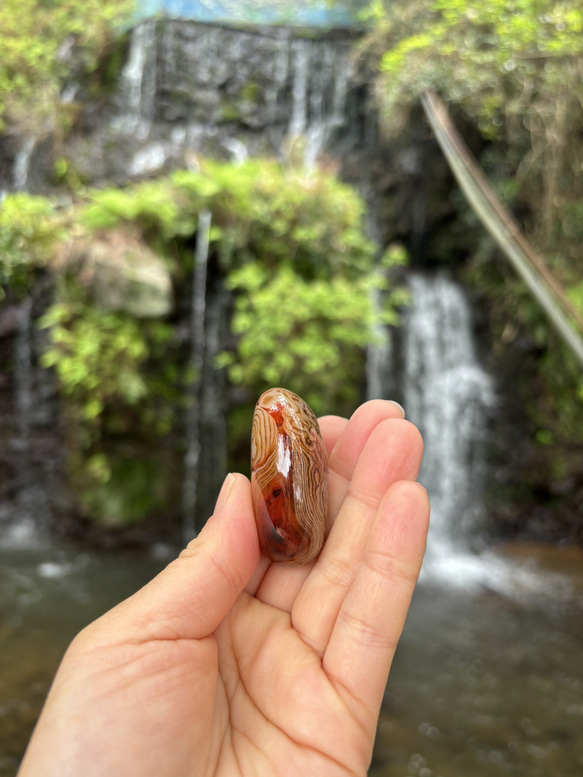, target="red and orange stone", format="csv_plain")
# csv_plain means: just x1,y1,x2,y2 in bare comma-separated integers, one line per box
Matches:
251,388,328,563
